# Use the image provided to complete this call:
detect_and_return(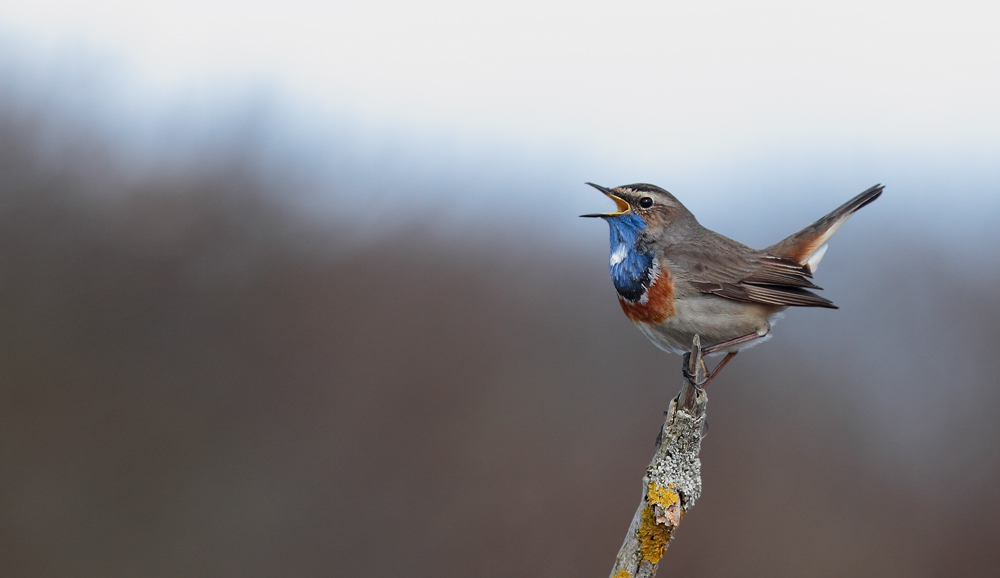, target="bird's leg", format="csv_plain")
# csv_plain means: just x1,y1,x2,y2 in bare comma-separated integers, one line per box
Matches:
698,331,762,387
702,331,763,355
702,351,737,388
